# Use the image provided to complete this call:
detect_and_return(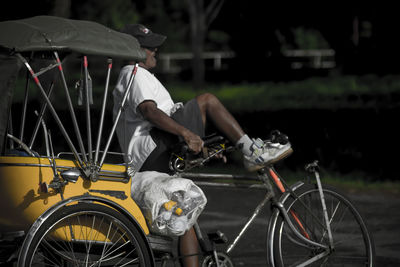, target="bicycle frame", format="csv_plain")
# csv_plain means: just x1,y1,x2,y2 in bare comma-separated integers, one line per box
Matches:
180,162,335,266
